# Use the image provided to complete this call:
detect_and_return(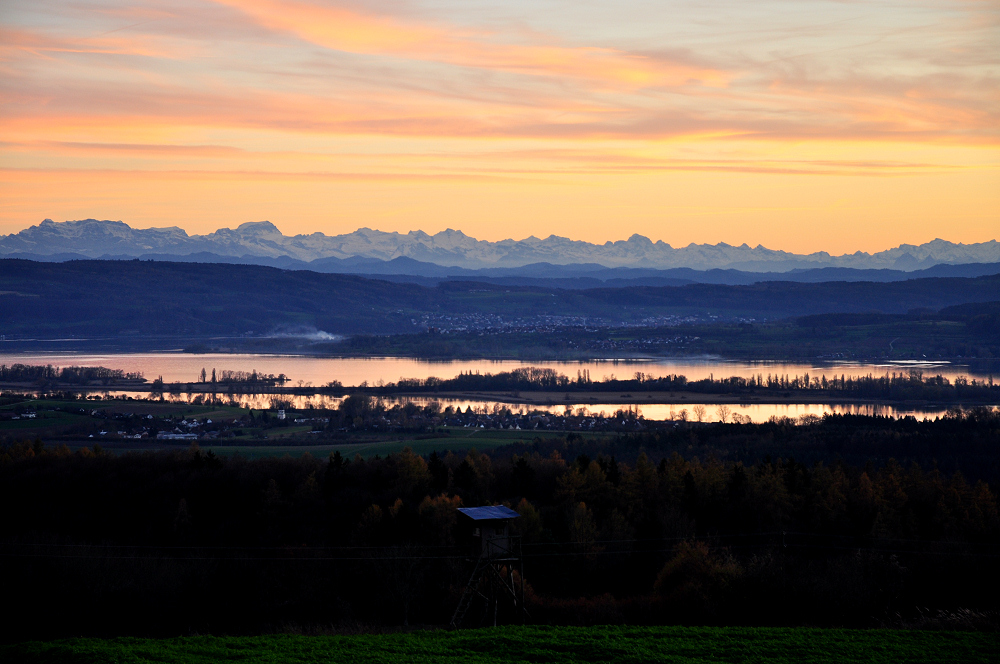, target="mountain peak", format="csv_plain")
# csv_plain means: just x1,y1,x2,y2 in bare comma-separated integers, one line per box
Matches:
434,228,469,238
234,220,281,235
1,219,997,272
